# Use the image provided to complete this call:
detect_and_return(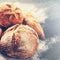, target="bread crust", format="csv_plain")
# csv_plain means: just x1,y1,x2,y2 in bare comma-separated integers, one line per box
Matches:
0,24,39,58
0,3,24,27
